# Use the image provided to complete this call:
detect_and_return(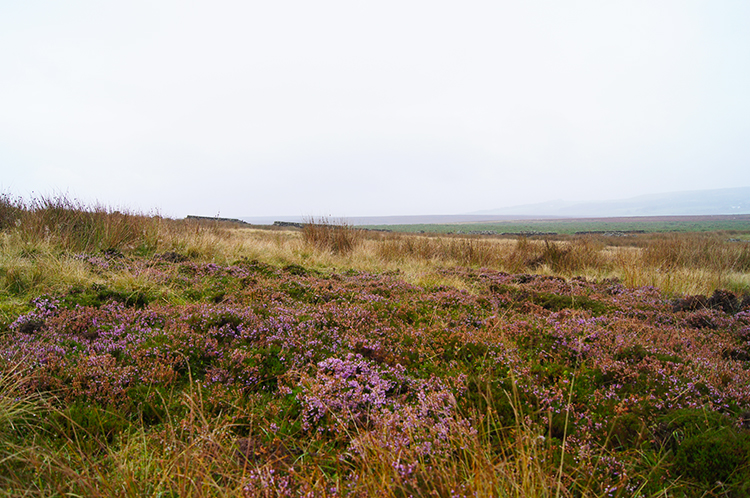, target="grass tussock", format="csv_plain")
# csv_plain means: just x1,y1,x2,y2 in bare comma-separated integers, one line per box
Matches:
642,233,750,273
302,218,363,255
375,235,608,282
2,193,160,254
